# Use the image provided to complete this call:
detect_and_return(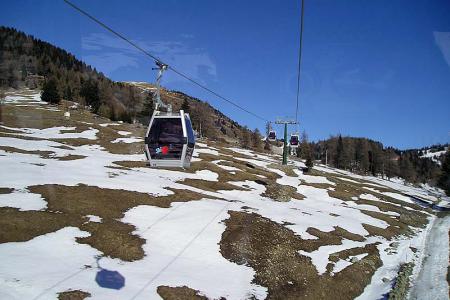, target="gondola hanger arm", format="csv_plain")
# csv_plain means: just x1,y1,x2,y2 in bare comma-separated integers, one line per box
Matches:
152,61,171,113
